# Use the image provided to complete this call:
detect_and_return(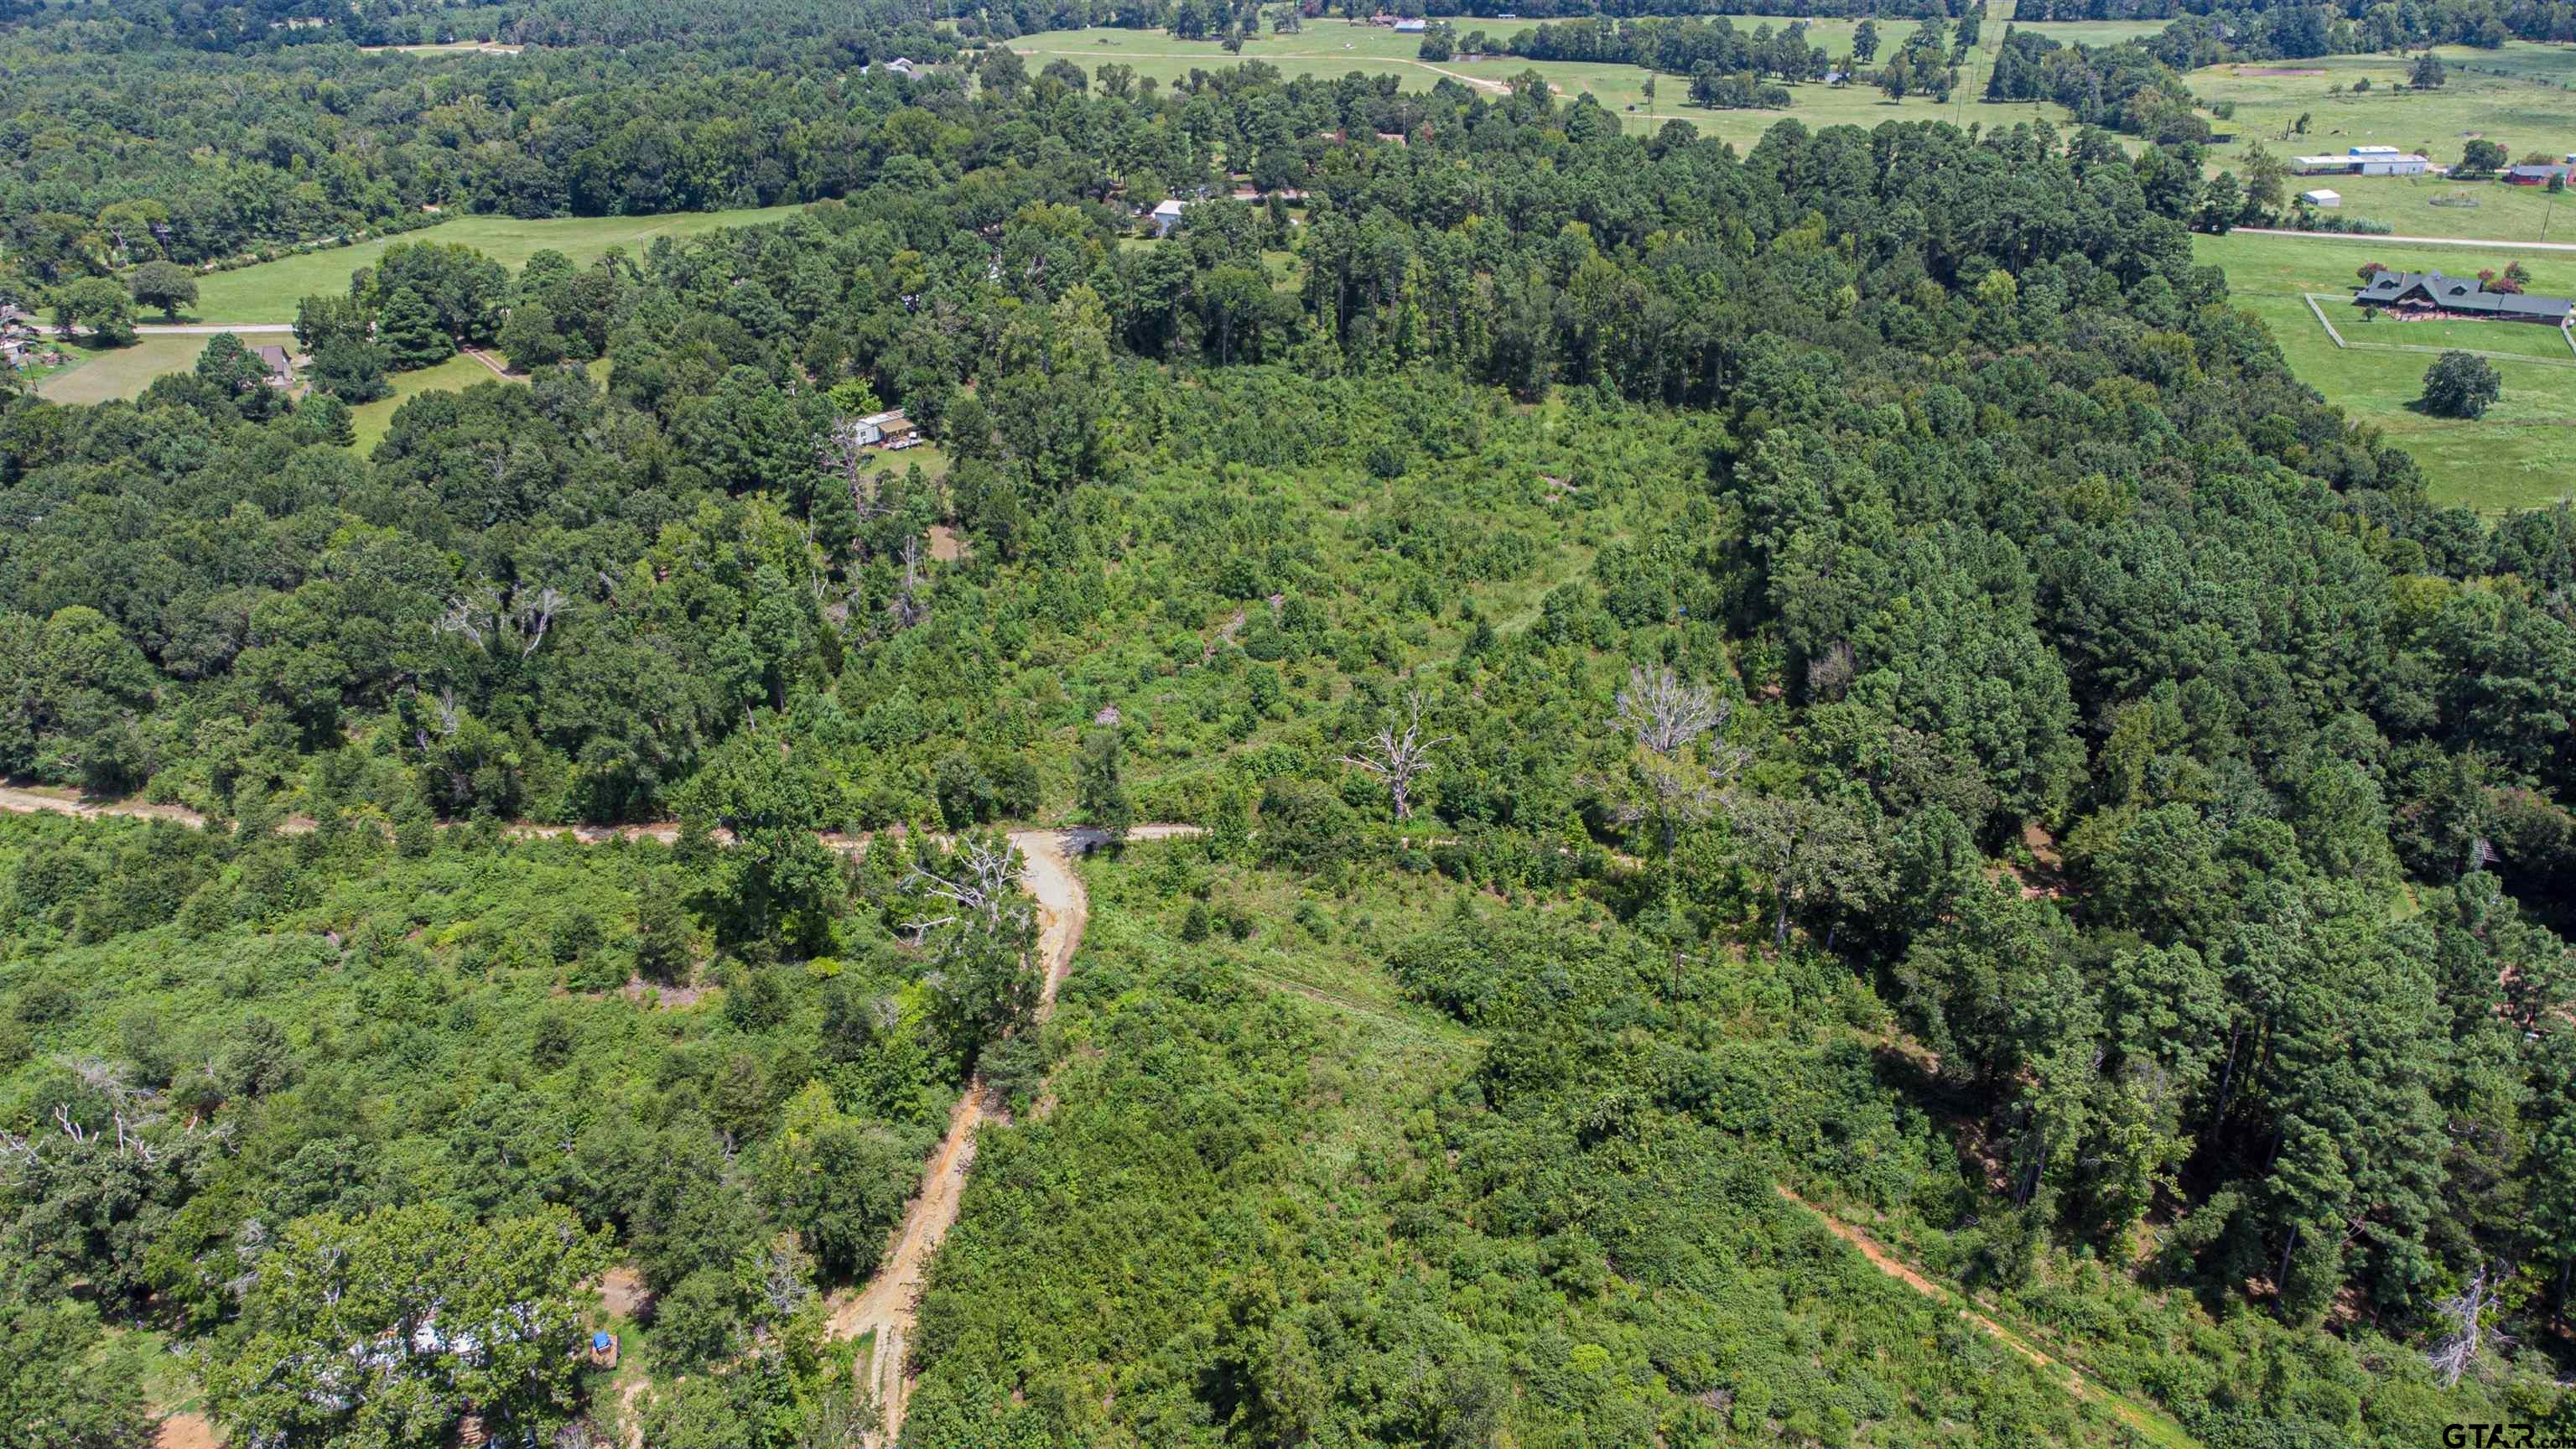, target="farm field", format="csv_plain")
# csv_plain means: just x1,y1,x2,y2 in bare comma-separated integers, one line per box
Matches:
2200,230,2576,512
2184,43,2576,242
32,335,207,405
1010,18,2098,141
2248,174,2576,245
184,204,810,323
